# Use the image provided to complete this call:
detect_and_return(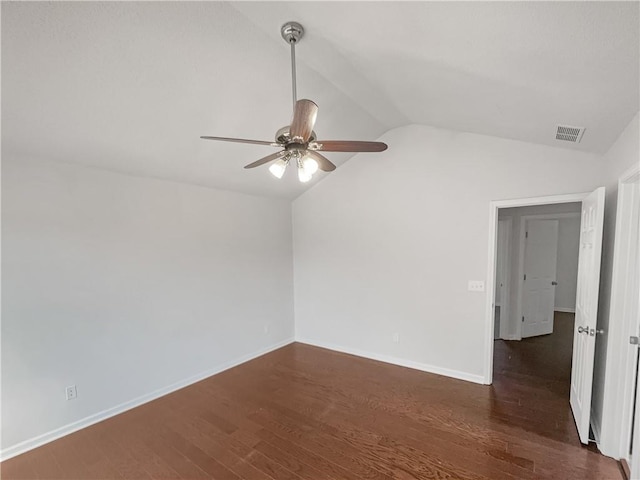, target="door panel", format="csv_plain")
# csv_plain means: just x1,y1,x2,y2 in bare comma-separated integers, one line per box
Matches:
570,187,605,444
522,219,559,338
